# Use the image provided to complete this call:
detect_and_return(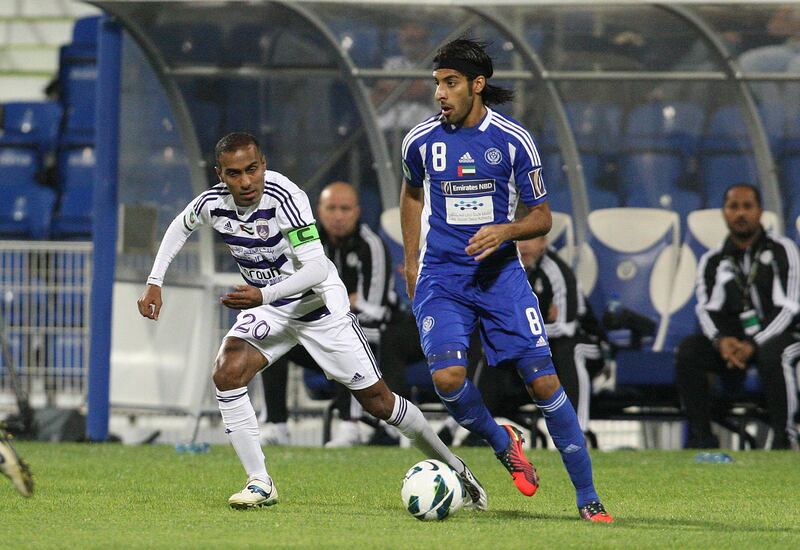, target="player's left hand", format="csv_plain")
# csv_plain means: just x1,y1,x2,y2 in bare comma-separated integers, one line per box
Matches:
221,285,263,309
466,224,511,262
